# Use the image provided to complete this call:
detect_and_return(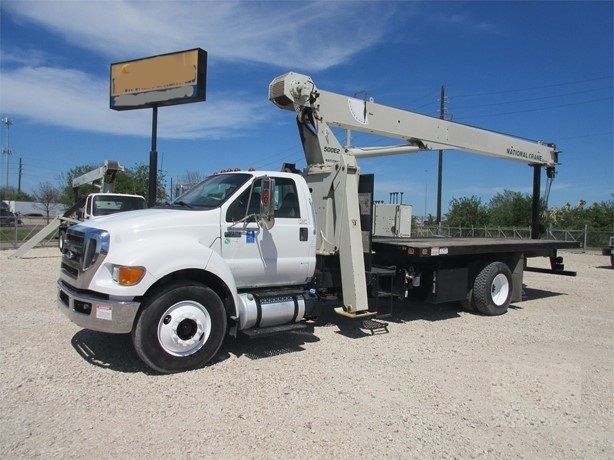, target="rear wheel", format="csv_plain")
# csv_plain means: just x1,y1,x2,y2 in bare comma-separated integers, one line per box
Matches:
460,288,477,312
132,281,227,373
472,262,512,316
